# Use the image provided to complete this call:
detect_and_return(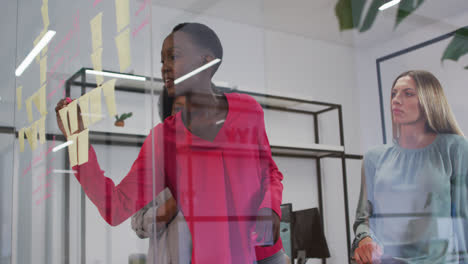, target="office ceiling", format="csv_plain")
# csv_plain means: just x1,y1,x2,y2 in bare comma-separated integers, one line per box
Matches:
150,0,468,47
